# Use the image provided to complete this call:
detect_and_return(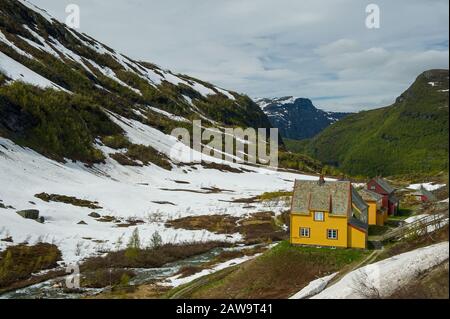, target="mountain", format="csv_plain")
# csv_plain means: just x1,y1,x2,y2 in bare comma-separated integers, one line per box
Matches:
0,0,276,164
0,0,324,267
255,96,351,140
304,69,449,177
